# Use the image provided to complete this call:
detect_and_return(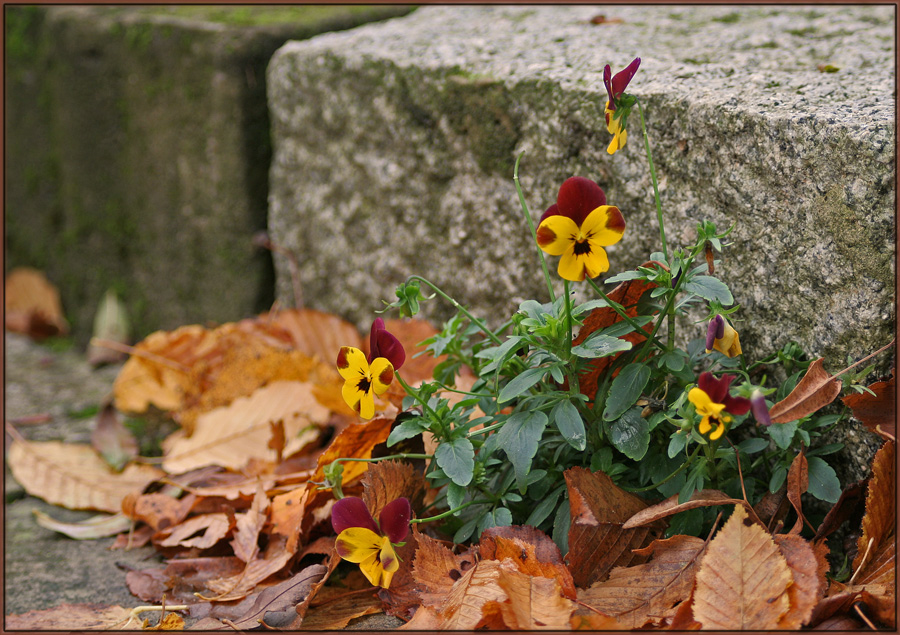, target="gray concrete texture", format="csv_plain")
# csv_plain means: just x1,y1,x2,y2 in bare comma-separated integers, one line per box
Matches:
5,5,412,344
268,5,895,367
